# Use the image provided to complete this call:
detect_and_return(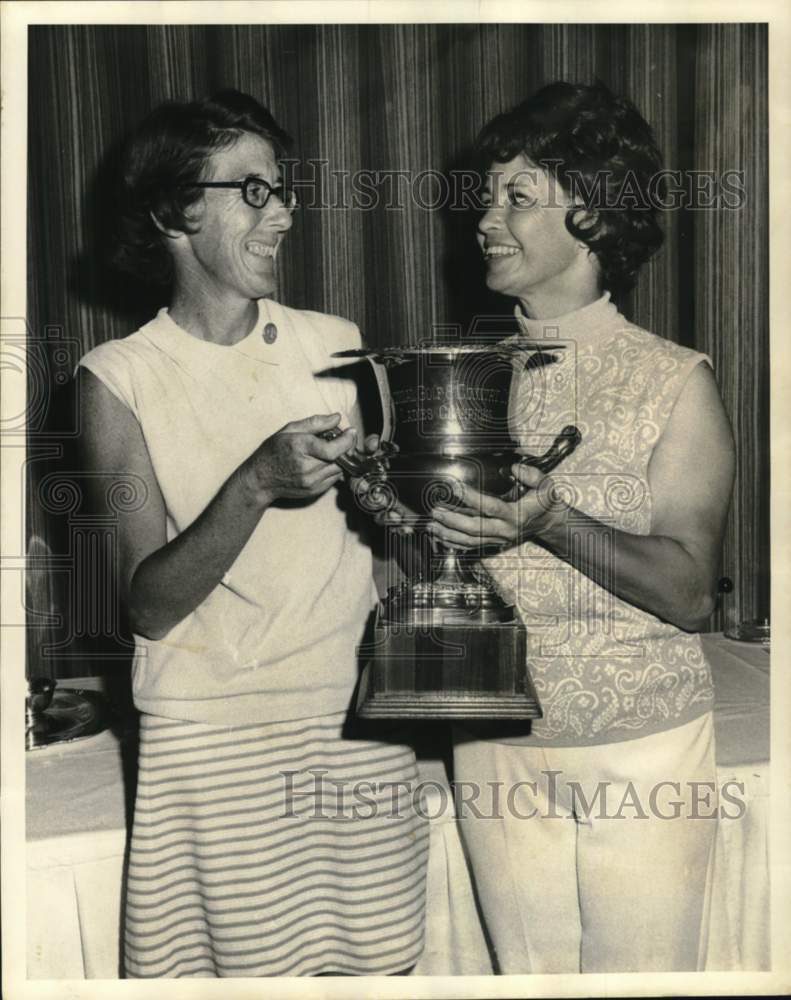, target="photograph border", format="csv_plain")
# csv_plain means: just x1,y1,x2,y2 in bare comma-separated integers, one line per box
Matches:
2,2,789,998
